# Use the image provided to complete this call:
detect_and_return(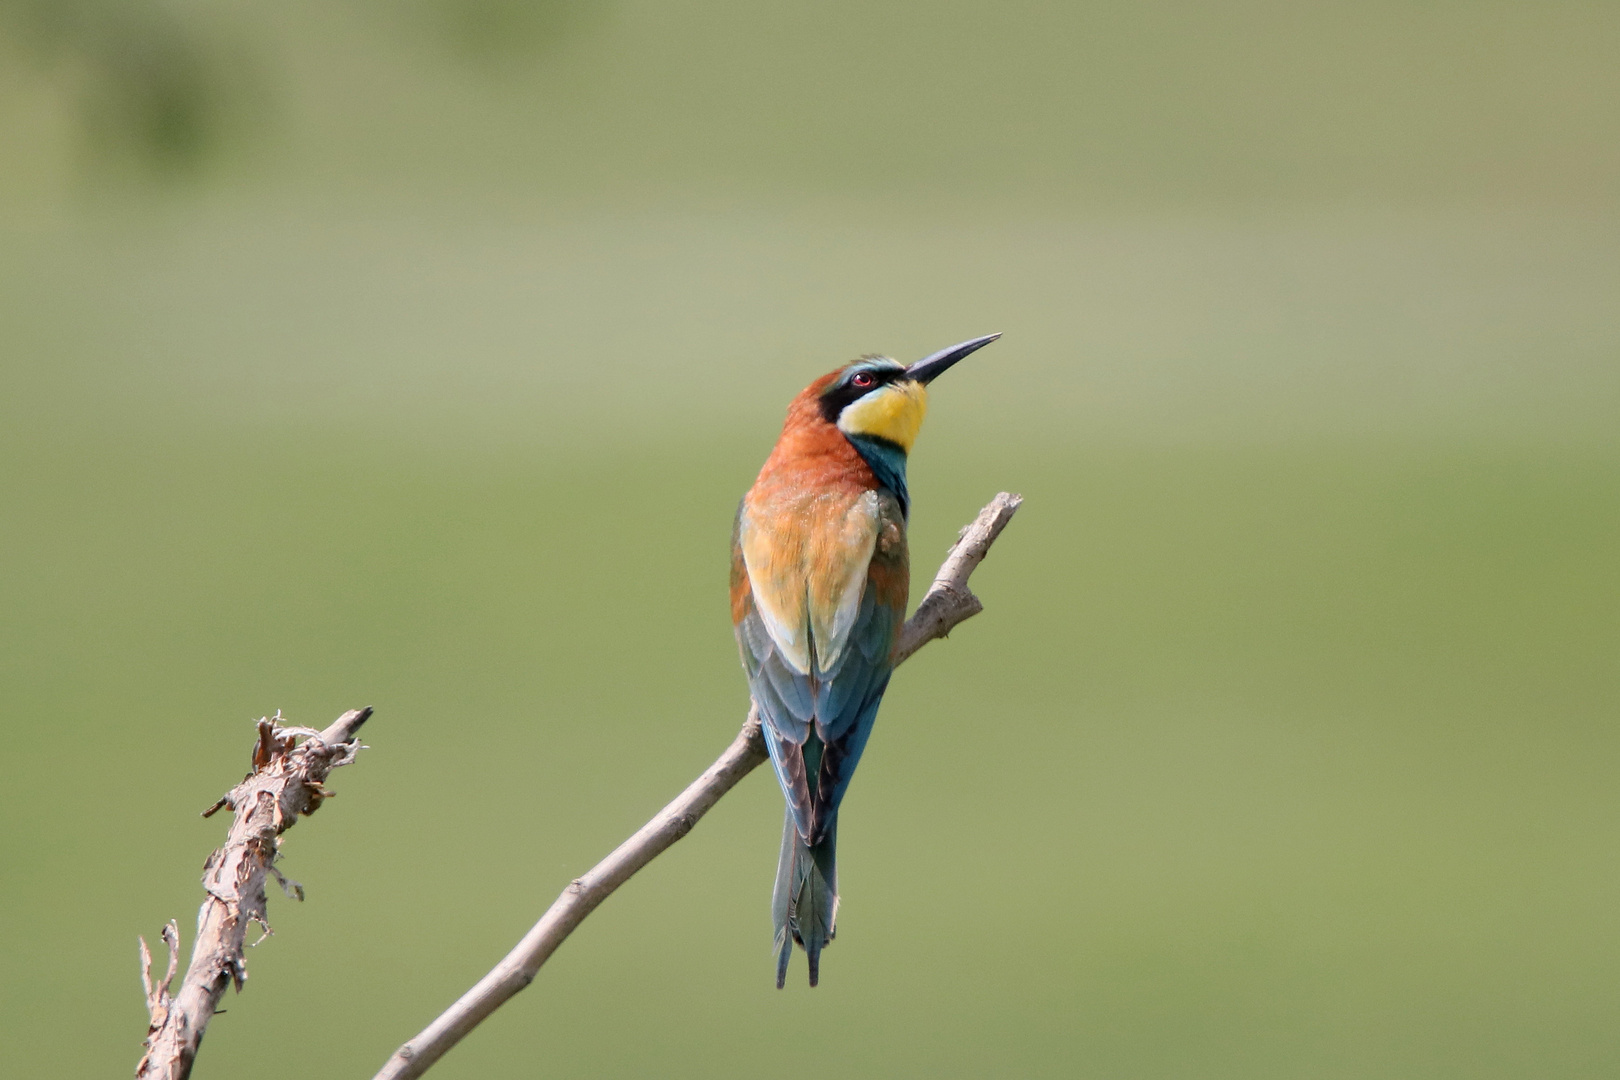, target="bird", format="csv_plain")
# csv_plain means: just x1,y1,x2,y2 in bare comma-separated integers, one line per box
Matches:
730,332,1000,987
